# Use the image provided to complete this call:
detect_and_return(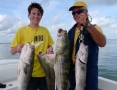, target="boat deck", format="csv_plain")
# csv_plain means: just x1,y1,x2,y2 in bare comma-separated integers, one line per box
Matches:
0,59,117,90
0,80,17,90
